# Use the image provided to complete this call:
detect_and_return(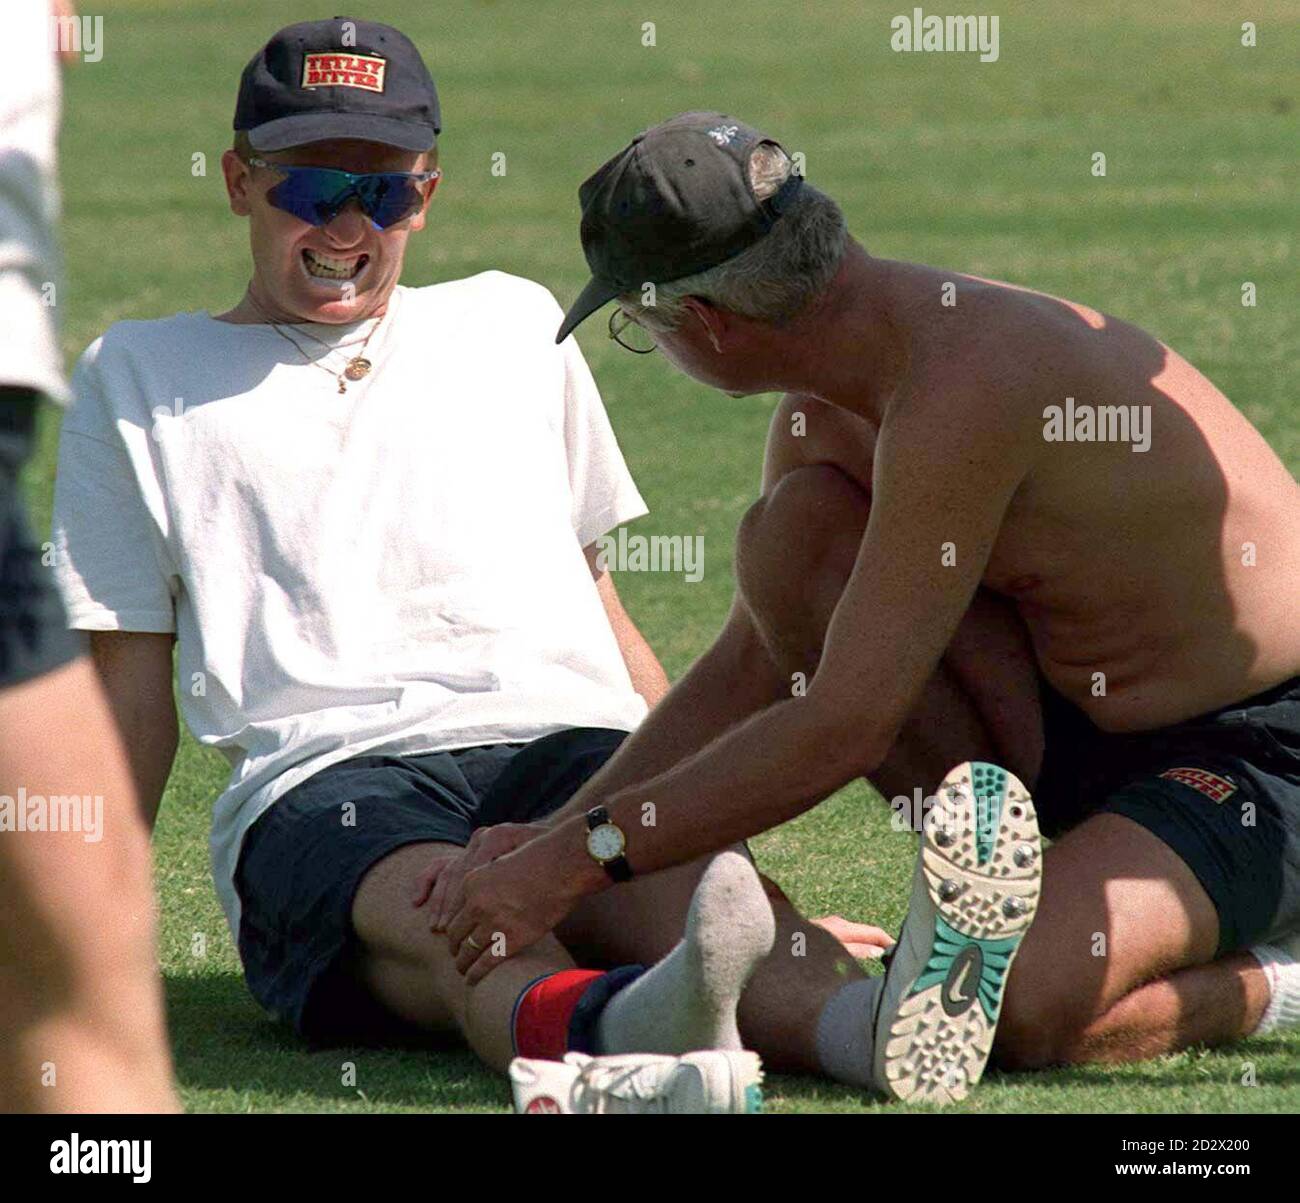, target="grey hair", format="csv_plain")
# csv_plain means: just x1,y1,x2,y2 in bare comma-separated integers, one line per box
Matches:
620,143,848,331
